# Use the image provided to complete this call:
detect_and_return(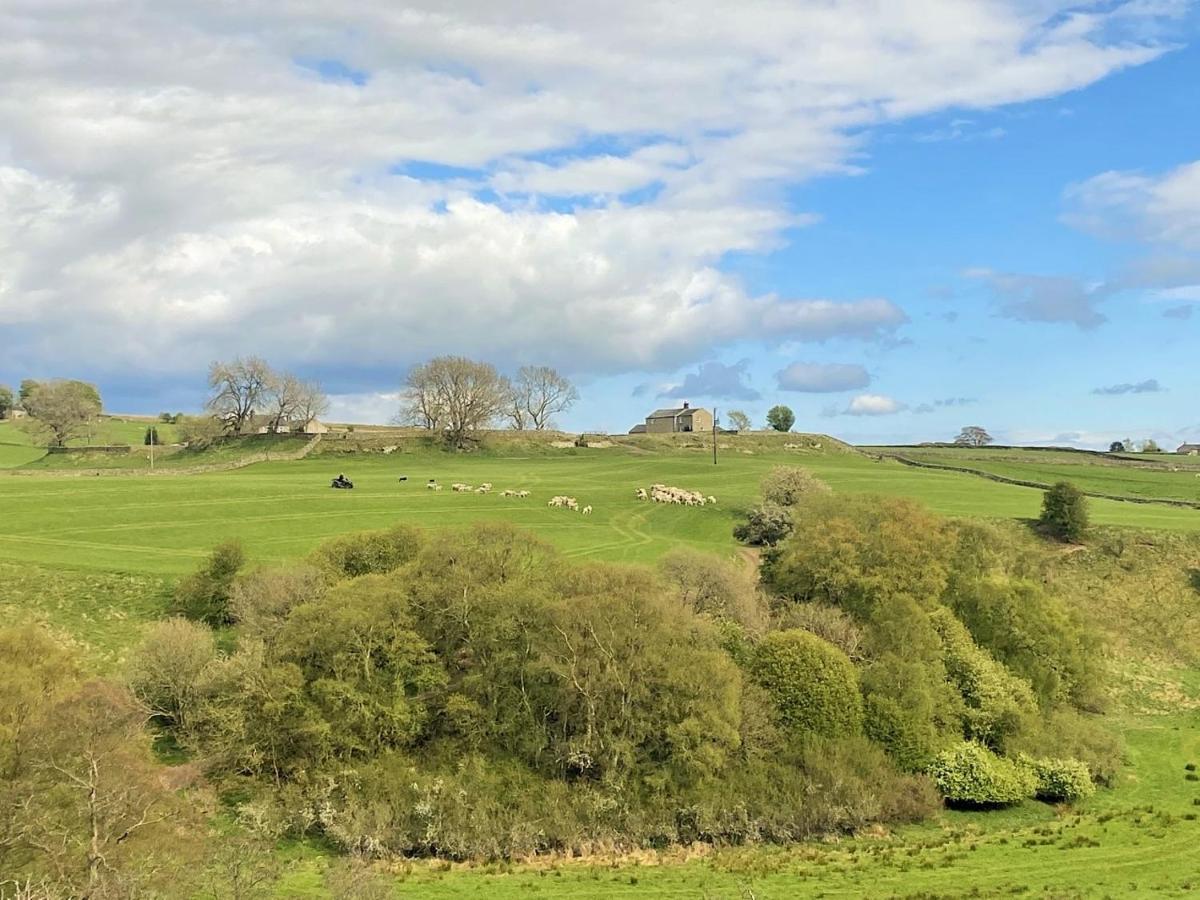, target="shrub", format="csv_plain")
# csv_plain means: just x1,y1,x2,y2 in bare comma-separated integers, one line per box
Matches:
1039,481,1089,543
732,502,793,546
143,426,160,445
308,524,424,579
1022,754,1095,803
928,742,1036,807
751,630,862,738
1008,708,1123,787
773,601,864,660
658,548,770,634
176,414,225,449
760,466,831,507
172,540,245,625
126,617,217,730
229,564,327,640
948,575,1102,710
763,494,954,618
930,608,1036,750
